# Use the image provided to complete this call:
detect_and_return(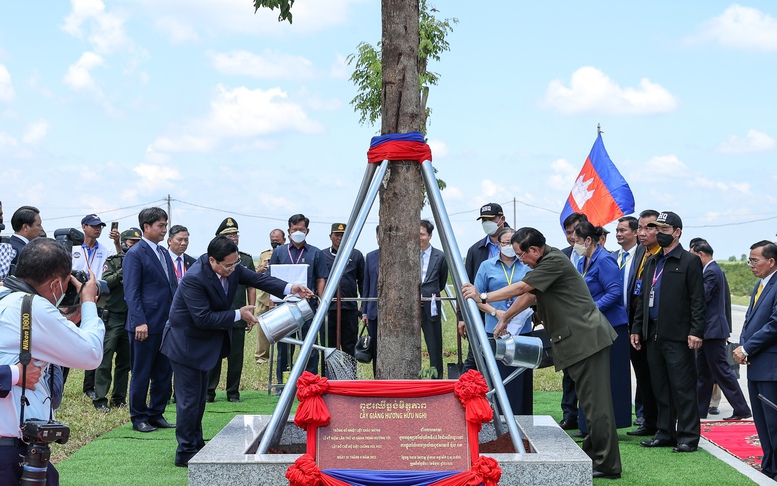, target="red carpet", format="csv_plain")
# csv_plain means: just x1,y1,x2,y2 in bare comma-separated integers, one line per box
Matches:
701,420,762,471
